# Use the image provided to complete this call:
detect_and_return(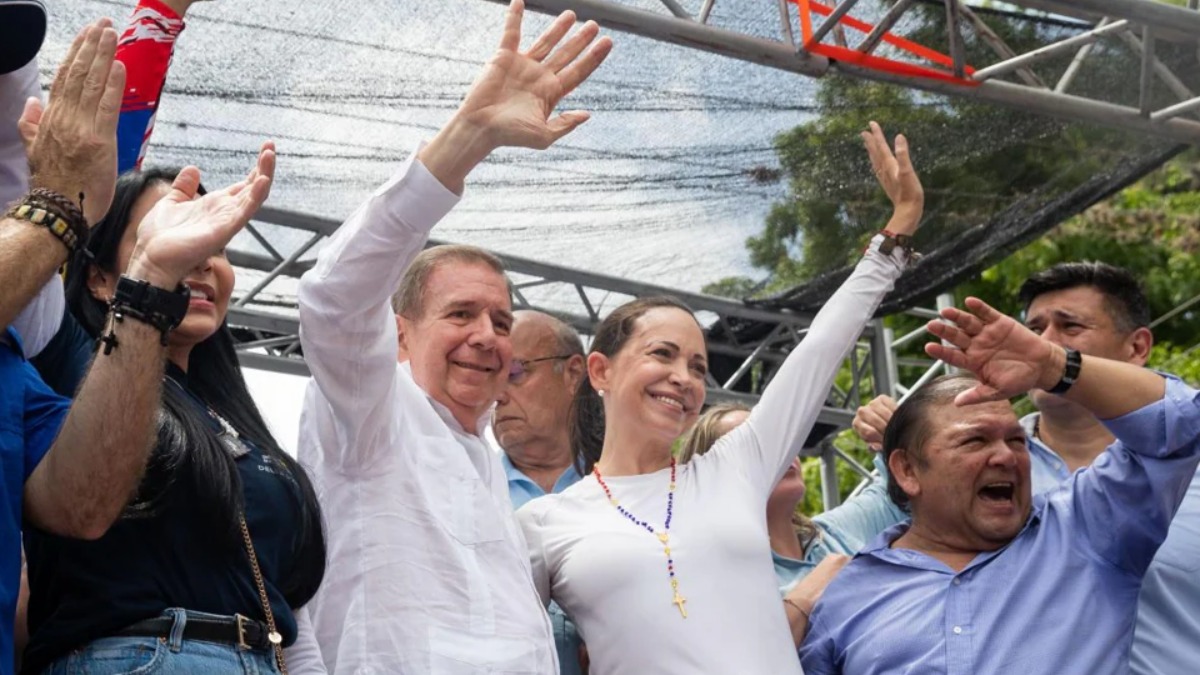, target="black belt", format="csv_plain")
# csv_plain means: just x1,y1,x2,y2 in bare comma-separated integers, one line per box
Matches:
116,613,274,650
